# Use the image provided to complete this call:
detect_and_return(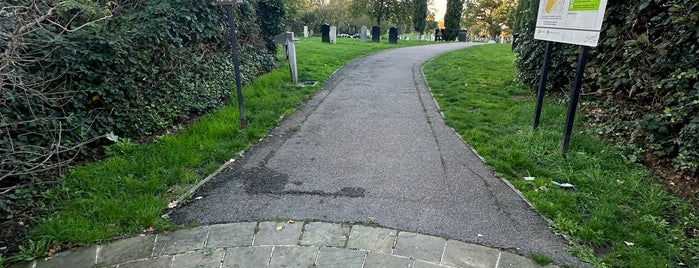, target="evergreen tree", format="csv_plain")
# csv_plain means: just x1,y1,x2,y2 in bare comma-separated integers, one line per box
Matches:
413,0,428,38
444,0,465,40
